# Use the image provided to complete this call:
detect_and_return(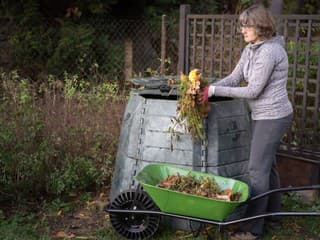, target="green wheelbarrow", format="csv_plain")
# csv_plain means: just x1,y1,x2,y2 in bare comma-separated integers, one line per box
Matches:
105,163,320,240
